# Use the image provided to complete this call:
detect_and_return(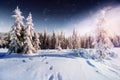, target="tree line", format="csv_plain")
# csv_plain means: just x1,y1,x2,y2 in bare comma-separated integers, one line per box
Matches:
1,29,120,49
0,6,119,56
